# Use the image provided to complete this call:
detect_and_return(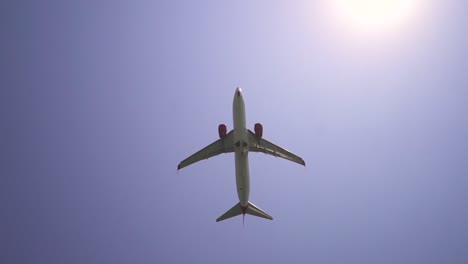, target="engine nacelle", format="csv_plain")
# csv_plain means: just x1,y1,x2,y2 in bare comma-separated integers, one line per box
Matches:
254,123,263,138
218,124,227,139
